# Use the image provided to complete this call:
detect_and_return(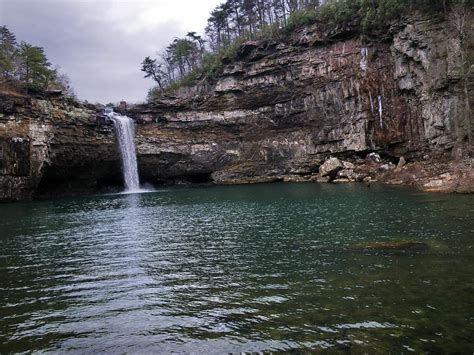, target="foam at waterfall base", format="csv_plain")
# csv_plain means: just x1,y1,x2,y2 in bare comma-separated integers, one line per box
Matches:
119,186,155,195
